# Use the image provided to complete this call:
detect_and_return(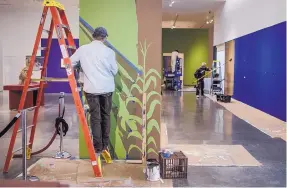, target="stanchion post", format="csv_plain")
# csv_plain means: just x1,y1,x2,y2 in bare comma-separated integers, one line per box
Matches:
18,109,39,181
21,110,27,180
59,92,64,153
59,123,63,153
54,92,71,159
